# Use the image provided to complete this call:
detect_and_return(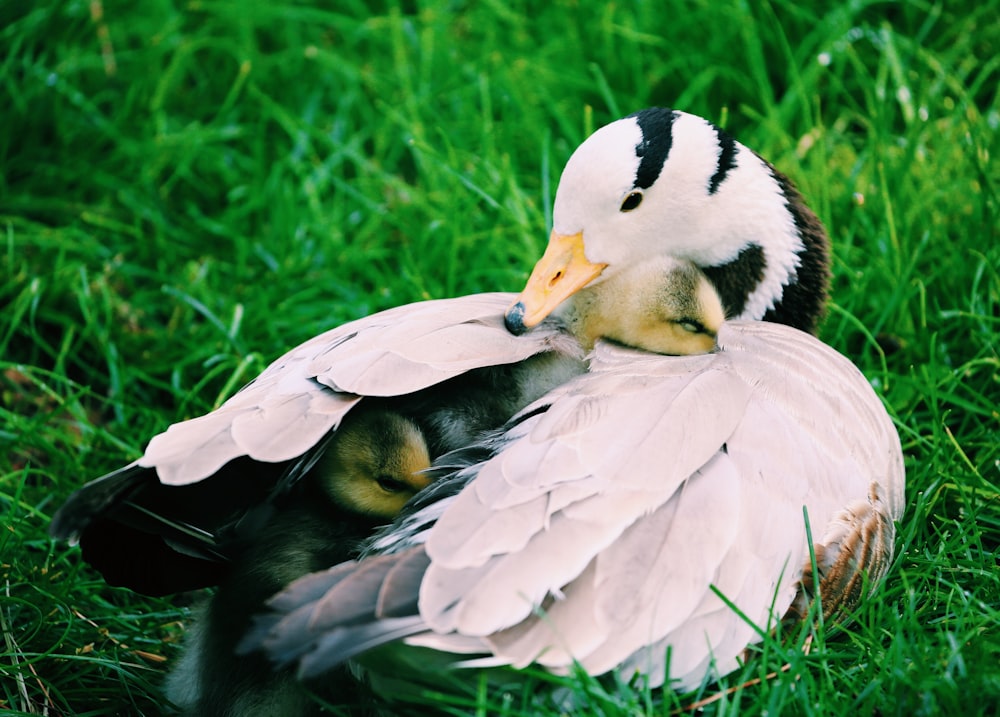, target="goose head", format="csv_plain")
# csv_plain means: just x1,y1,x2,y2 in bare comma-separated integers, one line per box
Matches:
505,108,829,336
555,256,724,355
314,409,432,519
